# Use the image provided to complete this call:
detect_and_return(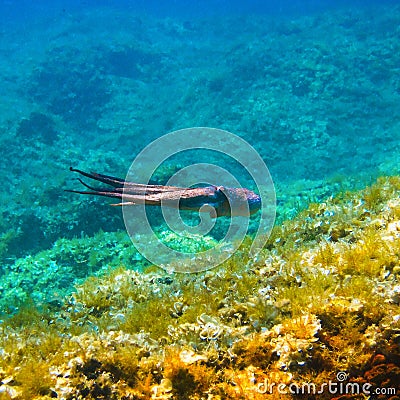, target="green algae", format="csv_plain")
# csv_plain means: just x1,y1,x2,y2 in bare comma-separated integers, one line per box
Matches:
156,231,219,253
0,176,399,399
0,228,221,316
